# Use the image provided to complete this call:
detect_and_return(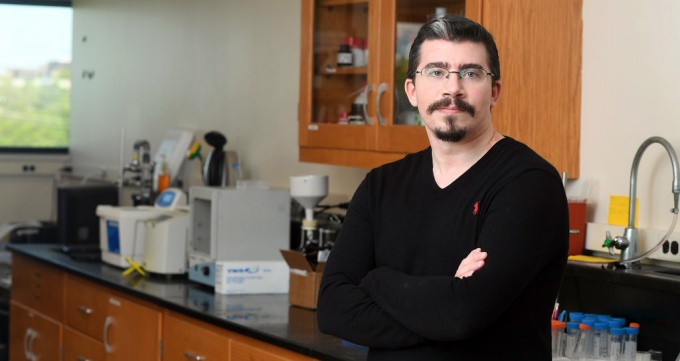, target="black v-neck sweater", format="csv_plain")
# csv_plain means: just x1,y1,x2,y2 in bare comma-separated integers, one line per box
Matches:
318,137,569,360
